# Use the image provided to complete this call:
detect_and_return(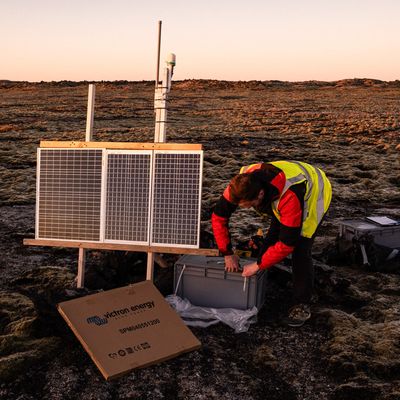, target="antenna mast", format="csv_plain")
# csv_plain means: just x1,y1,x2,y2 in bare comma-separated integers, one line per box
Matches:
154,21,176,143
156,21,162,88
